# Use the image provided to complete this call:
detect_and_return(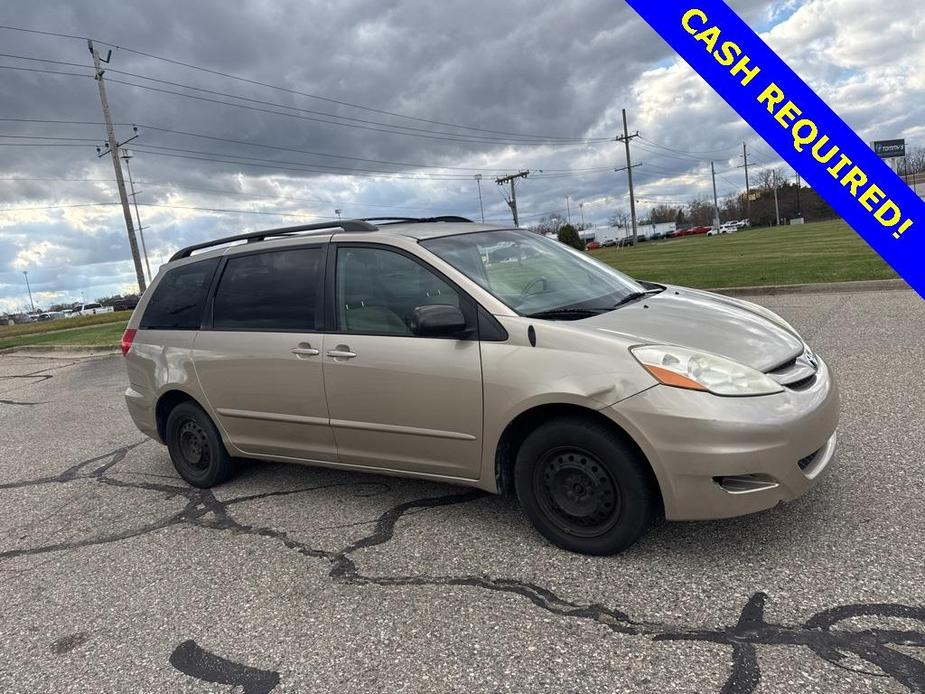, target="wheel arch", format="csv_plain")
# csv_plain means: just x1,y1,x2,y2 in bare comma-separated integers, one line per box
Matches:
154,389,201,443
493,403,664,514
